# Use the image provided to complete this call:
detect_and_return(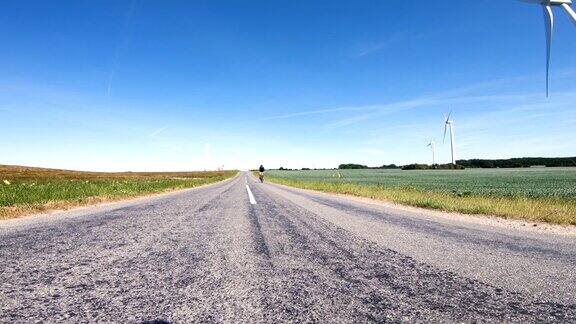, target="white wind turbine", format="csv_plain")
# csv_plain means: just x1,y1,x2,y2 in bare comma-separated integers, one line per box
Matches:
426,140,436,166
443,112,456,165
521,0,576,96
